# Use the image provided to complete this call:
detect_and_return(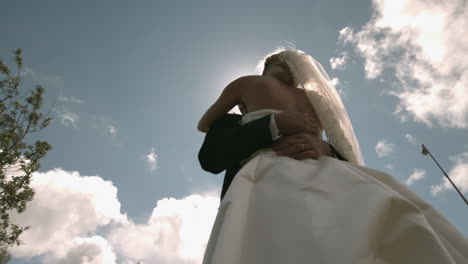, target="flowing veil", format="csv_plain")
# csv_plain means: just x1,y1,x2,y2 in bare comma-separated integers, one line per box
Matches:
268,49,365,165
